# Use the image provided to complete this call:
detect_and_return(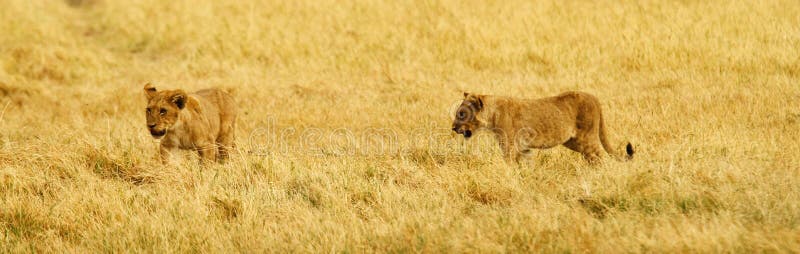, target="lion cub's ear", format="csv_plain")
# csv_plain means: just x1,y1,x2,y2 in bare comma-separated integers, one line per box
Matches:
171,90,187,109
463,92,483,110
144,83,157,100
